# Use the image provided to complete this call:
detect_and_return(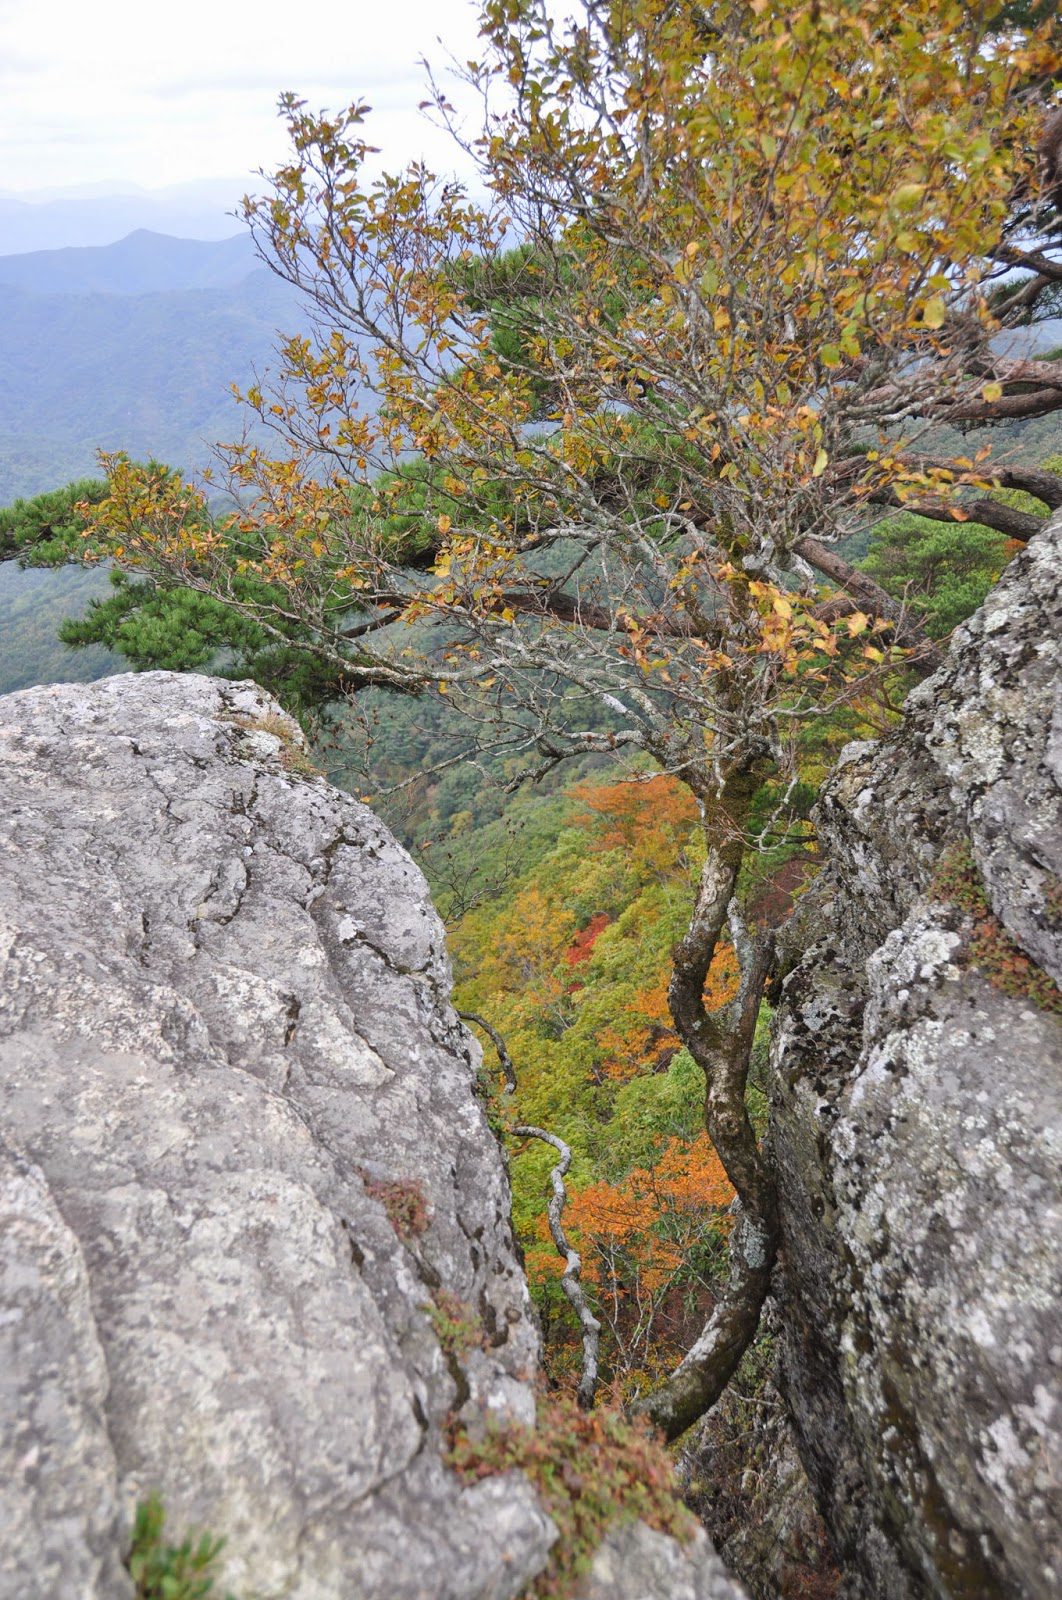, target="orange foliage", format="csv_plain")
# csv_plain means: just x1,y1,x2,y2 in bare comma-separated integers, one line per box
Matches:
703,942,740,1009
650,1132,734,1214
596,945,740,1083
570,775,698,875
532,1133,735,1293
